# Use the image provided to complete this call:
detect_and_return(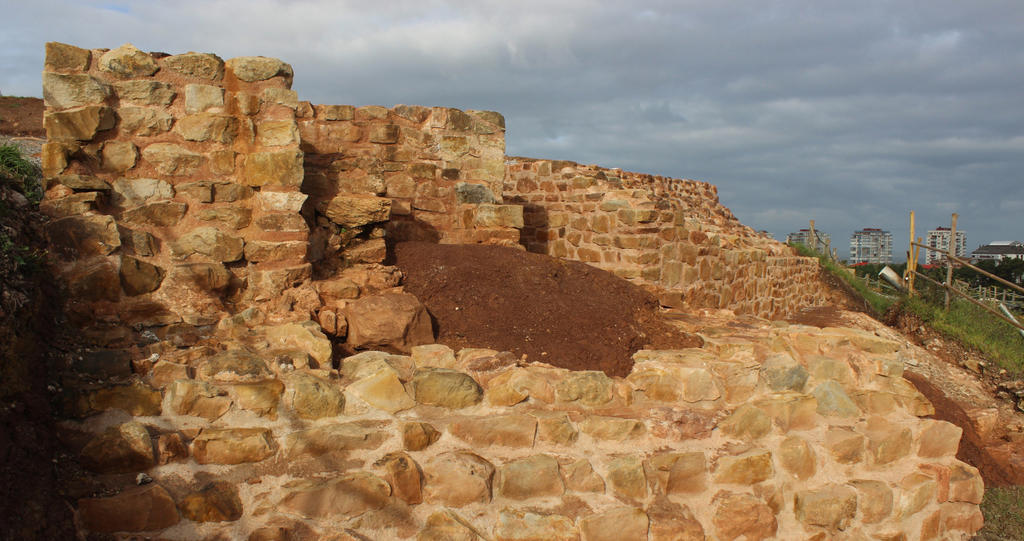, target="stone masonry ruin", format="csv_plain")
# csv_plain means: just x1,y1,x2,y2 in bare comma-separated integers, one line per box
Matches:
39,42,984,540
